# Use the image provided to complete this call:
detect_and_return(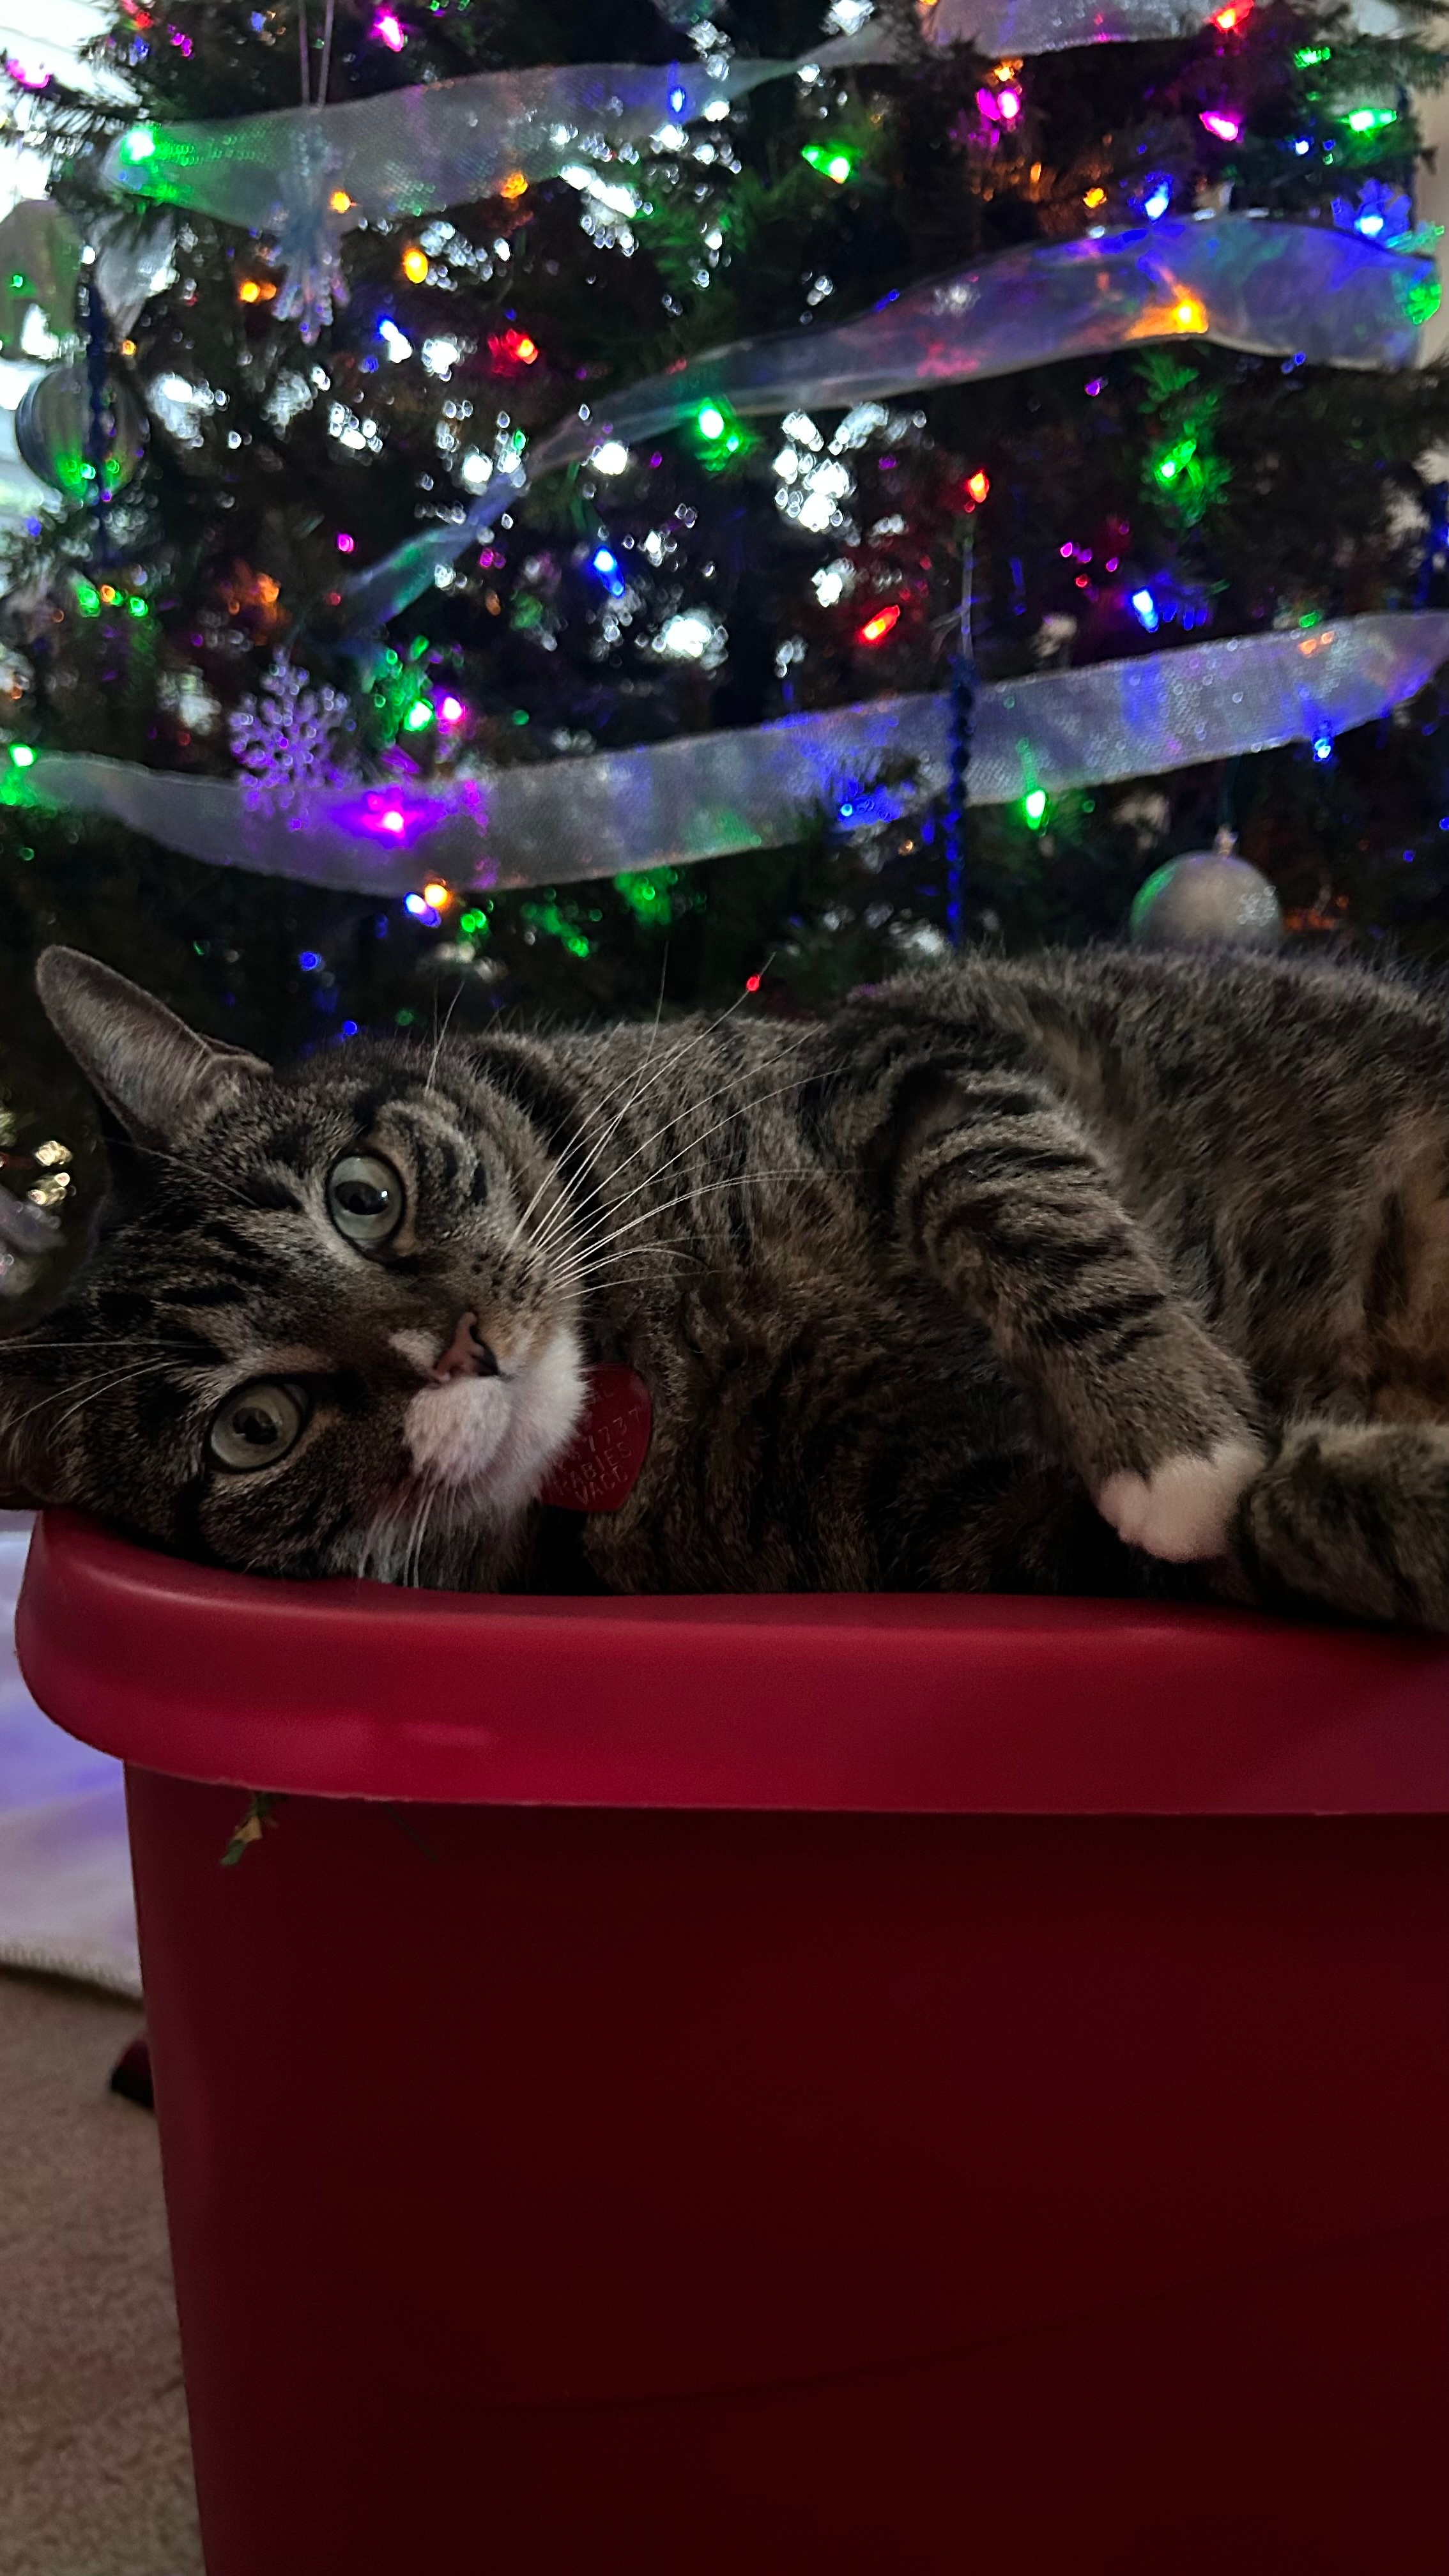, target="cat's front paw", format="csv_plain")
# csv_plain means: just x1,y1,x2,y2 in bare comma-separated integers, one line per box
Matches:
1095,1437,1266,1563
